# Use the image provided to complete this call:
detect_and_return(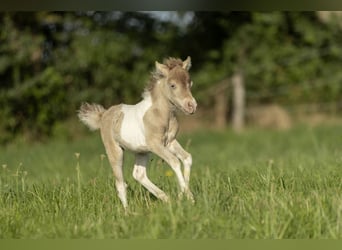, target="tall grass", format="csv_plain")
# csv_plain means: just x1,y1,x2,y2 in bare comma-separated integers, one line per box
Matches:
0,124,341,238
